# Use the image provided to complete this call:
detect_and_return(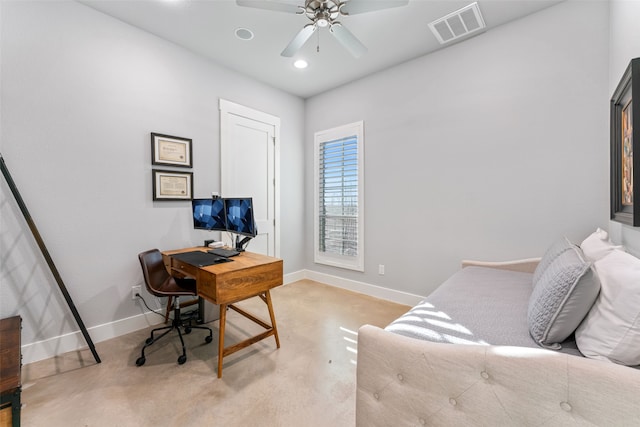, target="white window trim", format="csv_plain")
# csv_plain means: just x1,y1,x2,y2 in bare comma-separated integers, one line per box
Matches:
314,120,364,272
